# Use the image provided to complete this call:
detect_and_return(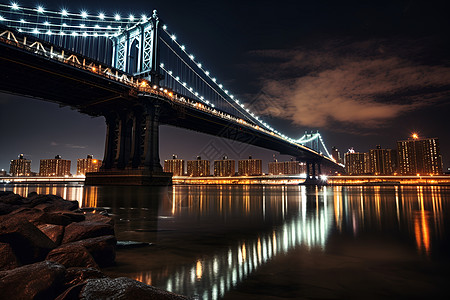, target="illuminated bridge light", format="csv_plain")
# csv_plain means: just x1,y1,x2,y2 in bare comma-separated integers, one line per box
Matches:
61,9,68,16
98,12,105,19
114,14,121,21
129,14,135,21
81,11,88,18
181,45,185,50
163,24,167,30
0,15,4,21
11,3,20,10
37,6,44,13
171,34,176,40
